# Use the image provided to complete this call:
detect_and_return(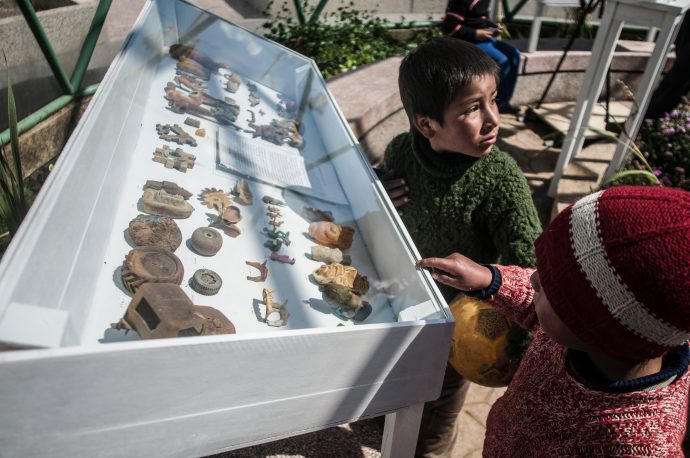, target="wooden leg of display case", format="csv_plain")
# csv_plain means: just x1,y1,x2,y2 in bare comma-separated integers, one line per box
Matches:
380,403,424,458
